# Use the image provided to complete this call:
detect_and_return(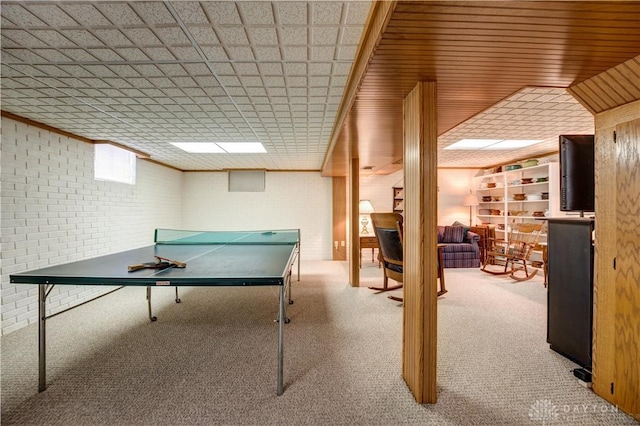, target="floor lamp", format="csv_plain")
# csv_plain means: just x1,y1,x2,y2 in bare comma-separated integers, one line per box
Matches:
463,190,479,226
